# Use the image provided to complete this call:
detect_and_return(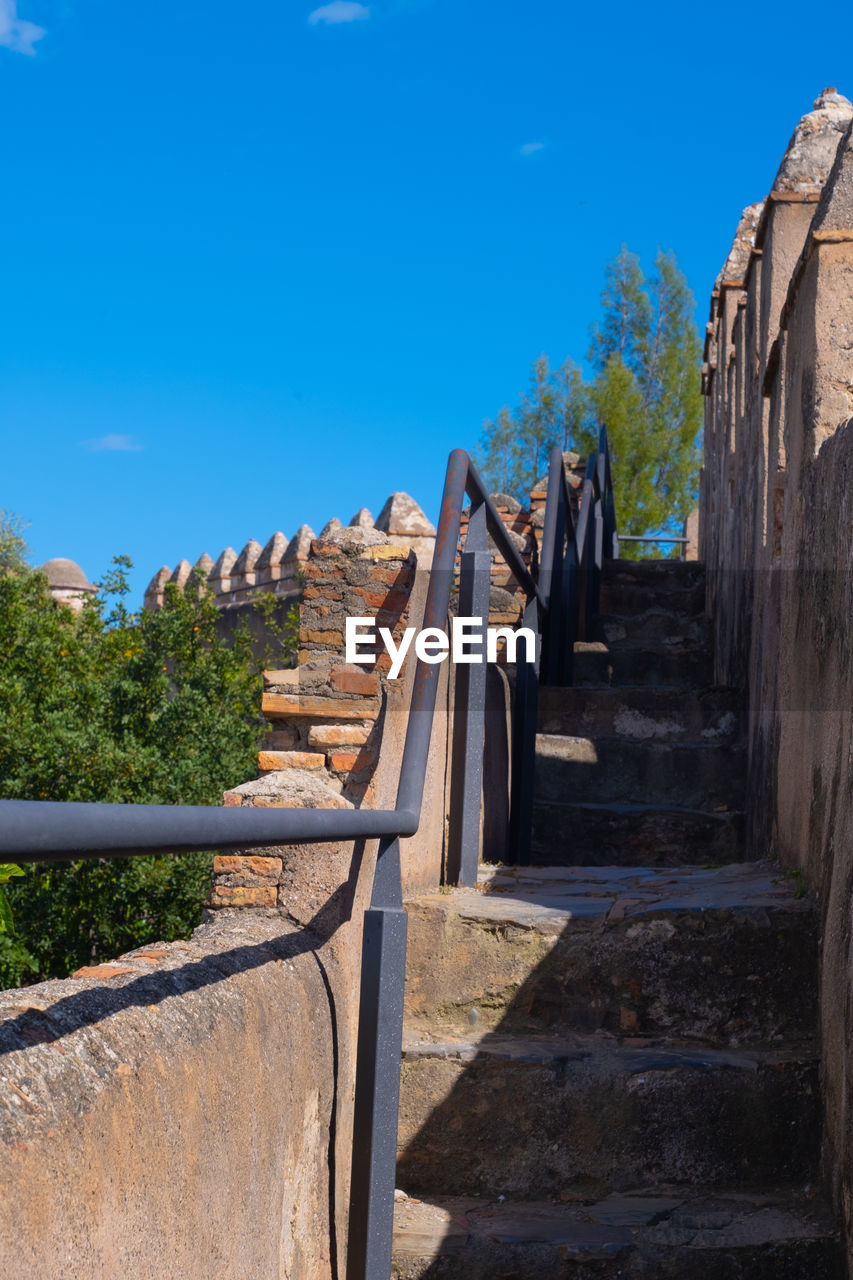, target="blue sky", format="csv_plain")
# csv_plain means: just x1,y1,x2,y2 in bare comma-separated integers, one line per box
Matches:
0,0,847,604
